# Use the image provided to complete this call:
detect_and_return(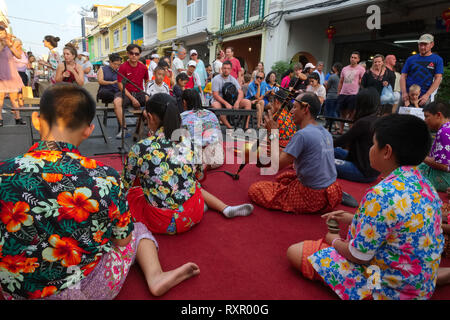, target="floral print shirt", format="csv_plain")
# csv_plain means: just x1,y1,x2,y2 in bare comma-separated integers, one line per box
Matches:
277,108,297,142
122,127,198,211
0,141,134,300
48,49,61,84
308,166,444,300
181,109,221,148
430,121,450,166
